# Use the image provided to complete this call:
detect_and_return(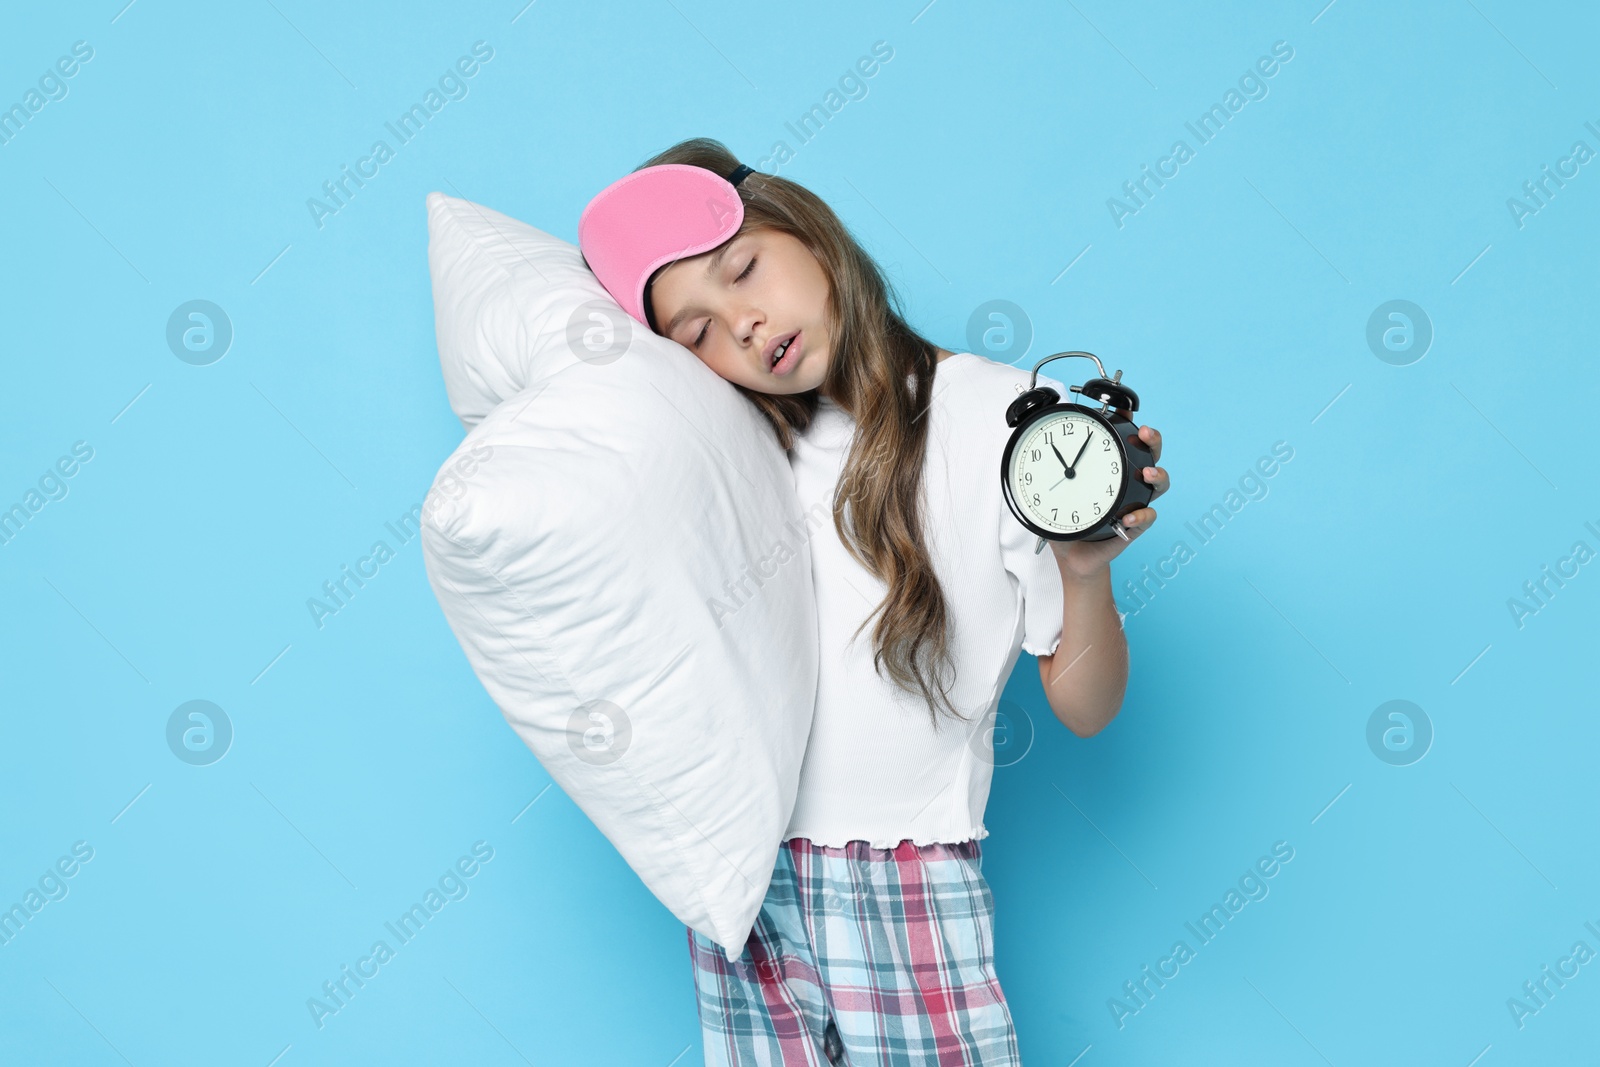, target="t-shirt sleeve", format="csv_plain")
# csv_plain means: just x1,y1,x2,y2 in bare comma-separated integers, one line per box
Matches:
1000,497,1065,657
997,369,1069,658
